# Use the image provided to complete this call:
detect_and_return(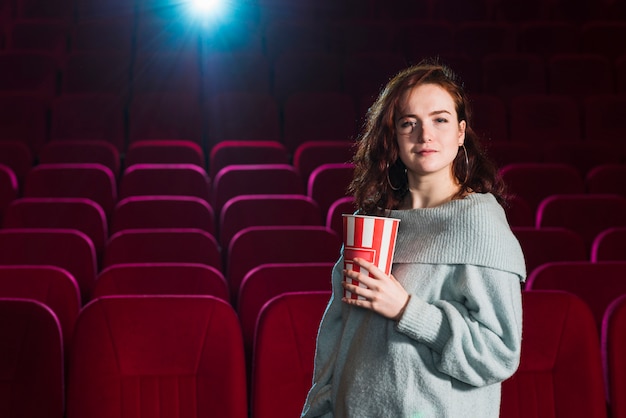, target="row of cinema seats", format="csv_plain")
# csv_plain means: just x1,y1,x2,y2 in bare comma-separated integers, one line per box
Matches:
1,139,626,297
3,286,626,418
0,56,625,152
